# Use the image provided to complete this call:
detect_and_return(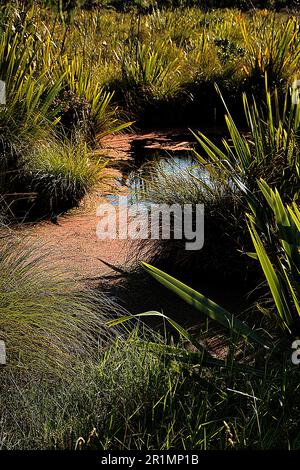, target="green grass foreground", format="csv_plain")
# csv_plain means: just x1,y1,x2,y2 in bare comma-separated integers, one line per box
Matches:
2,328,300,450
